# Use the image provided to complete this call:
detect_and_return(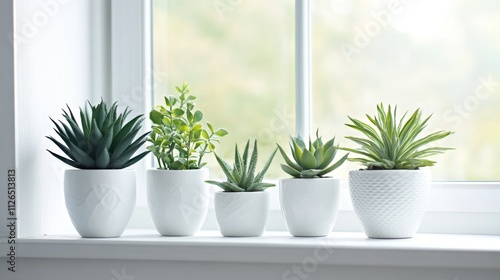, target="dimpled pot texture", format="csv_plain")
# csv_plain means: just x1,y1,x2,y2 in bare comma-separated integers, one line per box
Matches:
349,169,431,239
64,169,136,238
214,191,270,237
147,168,209,236
279,178,341,237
